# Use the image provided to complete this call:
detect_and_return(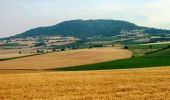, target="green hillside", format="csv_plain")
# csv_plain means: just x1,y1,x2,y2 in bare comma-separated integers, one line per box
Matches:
10,20,138,38
8,19,170,39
